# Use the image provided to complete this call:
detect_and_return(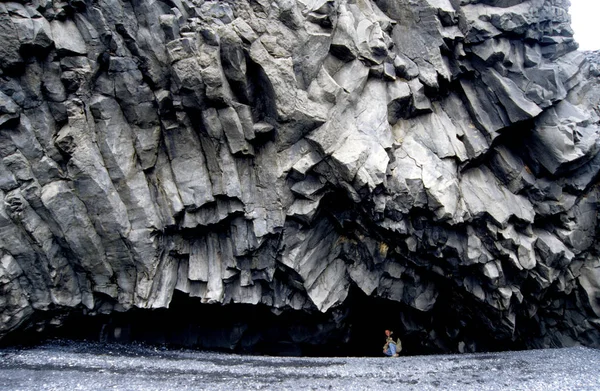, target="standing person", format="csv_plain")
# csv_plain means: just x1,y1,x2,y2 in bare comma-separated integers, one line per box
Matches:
383,329,401,357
